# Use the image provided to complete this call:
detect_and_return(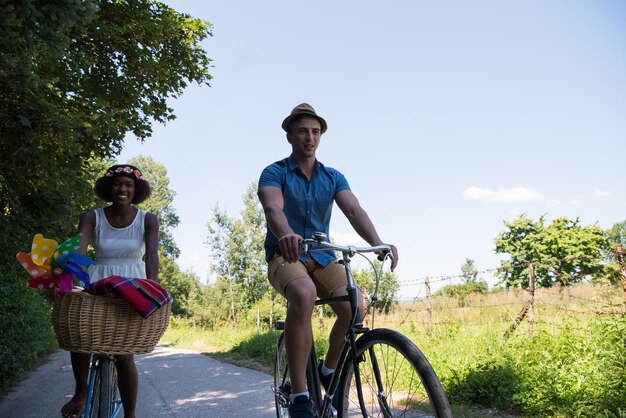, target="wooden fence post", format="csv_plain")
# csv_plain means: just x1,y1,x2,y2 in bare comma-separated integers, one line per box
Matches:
503,263,535,339
528,263,535,329
425,276,432,335
615,245,626,312
504,303,528,339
